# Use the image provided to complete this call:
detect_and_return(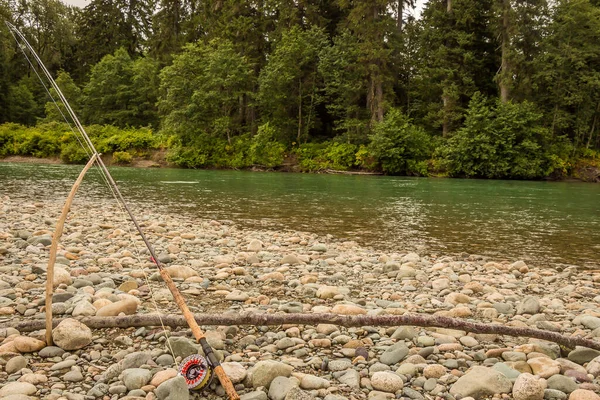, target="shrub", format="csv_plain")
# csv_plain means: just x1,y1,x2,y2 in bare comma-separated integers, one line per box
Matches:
249,123,286,168
322,142,358,171
439,93,559,179
60,142,88,164
113,151,133,164
368,108,432,175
